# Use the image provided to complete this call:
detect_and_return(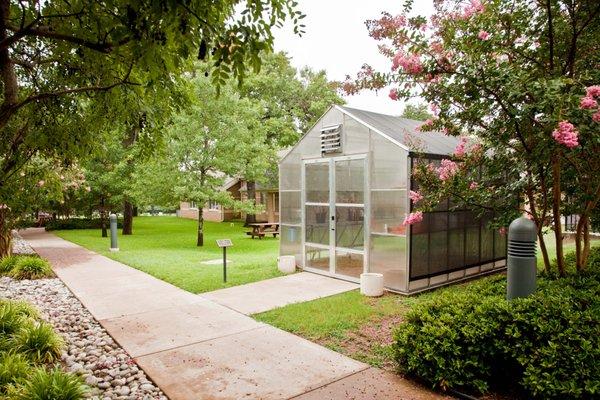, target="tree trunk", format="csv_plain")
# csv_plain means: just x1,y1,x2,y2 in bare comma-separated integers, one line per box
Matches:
0,206,11,258
197,208,204,247
122,200,133,235
551,157,565,275
244,181,257,226
100,197,107,238
526,187,551,271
